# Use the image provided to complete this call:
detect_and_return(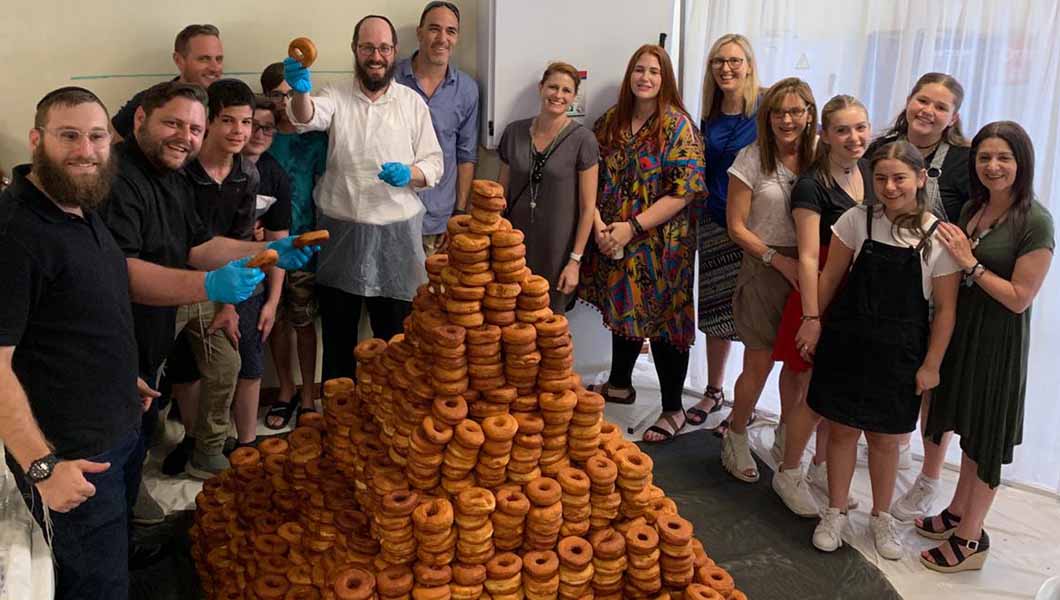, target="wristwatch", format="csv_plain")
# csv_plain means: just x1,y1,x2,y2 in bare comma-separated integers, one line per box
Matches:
27,453,60,484
761,248,777,266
